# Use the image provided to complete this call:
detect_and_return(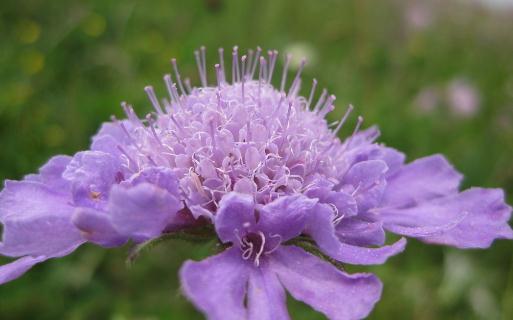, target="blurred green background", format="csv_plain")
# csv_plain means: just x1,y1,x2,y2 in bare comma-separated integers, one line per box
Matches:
1,0,513,319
